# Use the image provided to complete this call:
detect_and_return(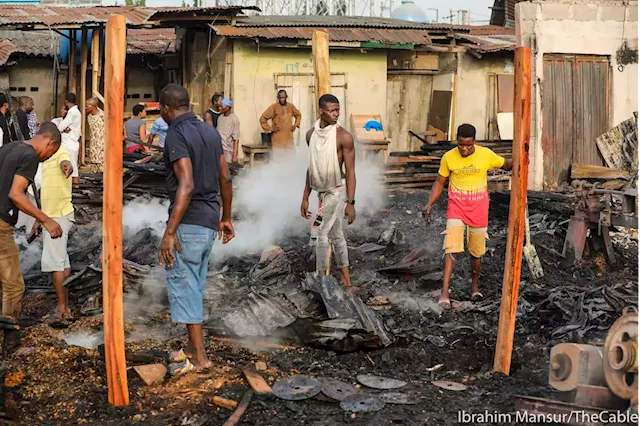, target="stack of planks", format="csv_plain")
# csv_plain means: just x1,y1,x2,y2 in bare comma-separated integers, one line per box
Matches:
385,140,513,189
